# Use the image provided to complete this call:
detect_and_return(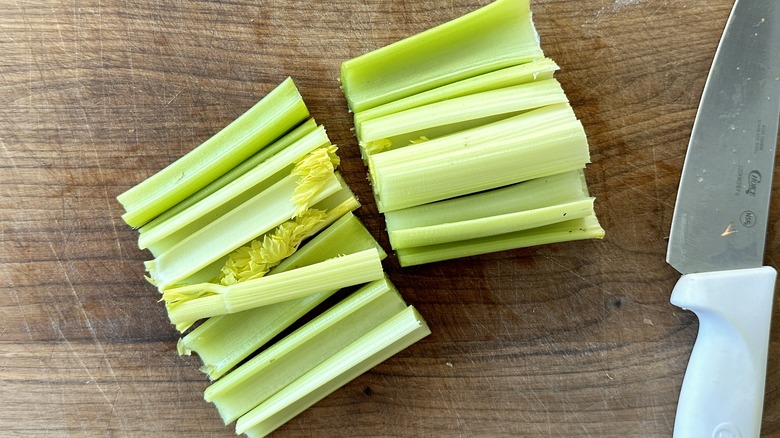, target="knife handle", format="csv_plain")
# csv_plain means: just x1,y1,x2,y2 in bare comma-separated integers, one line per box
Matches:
670,266,777,438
